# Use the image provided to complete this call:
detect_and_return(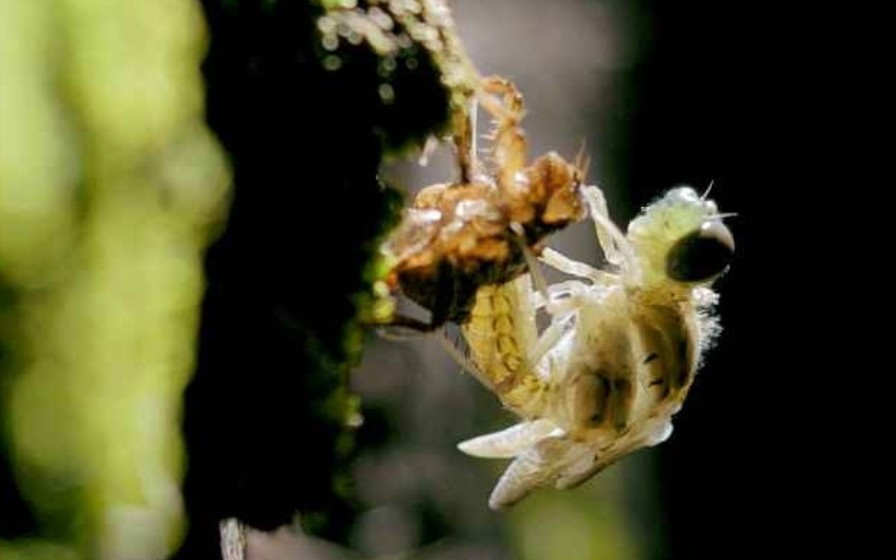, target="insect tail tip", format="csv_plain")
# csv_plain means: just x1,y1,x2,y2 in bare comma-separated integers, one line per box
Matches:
488,486,522,511
457,442,475,456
